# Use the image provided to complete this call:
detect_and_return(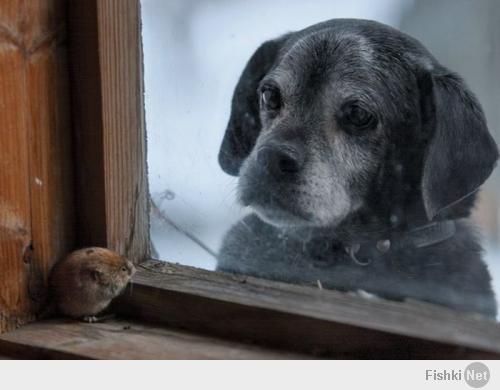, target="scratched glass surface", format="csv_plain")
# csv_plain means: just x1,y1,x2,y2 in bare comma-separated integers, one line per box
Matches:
142,0,500,320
